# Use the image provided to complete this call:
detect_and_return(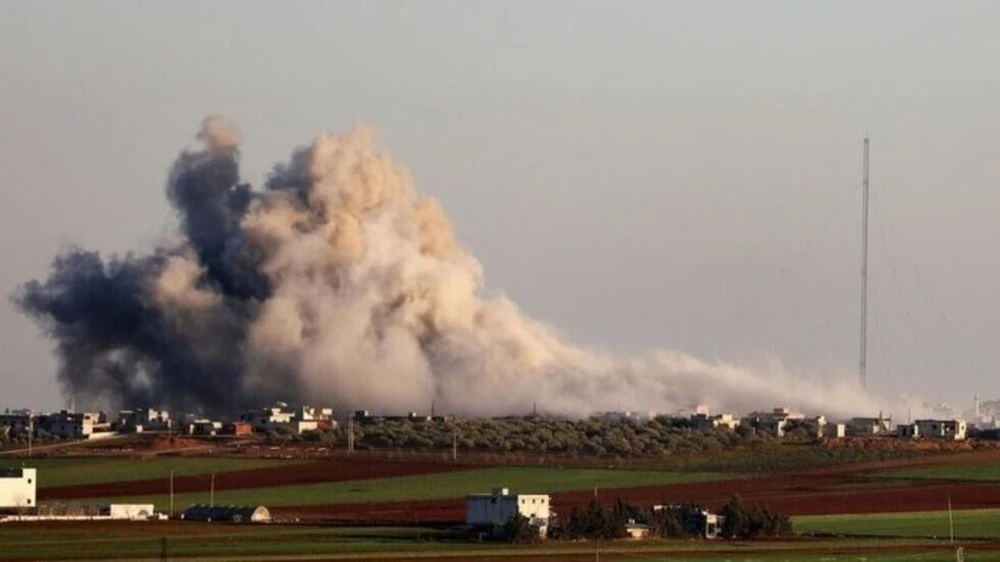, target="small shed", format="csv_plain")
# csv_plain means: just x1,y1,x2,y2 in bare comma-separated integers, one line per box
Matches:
221,422,253,437
107,504,155,520
624,520,650,539
181,504,271,523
